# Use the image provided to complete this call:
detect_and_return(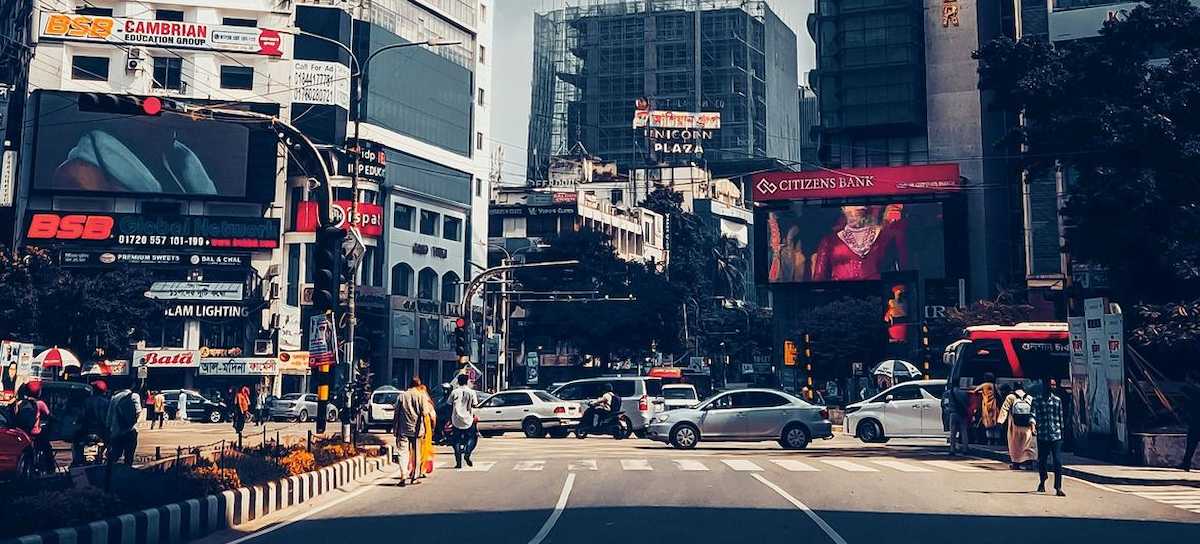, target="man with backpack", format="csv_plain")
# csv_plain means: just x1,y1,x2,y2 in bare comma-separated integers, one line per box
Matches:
73,380,112,466
106,388,142,465
1033,379,1066,496
998,382,1038,470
